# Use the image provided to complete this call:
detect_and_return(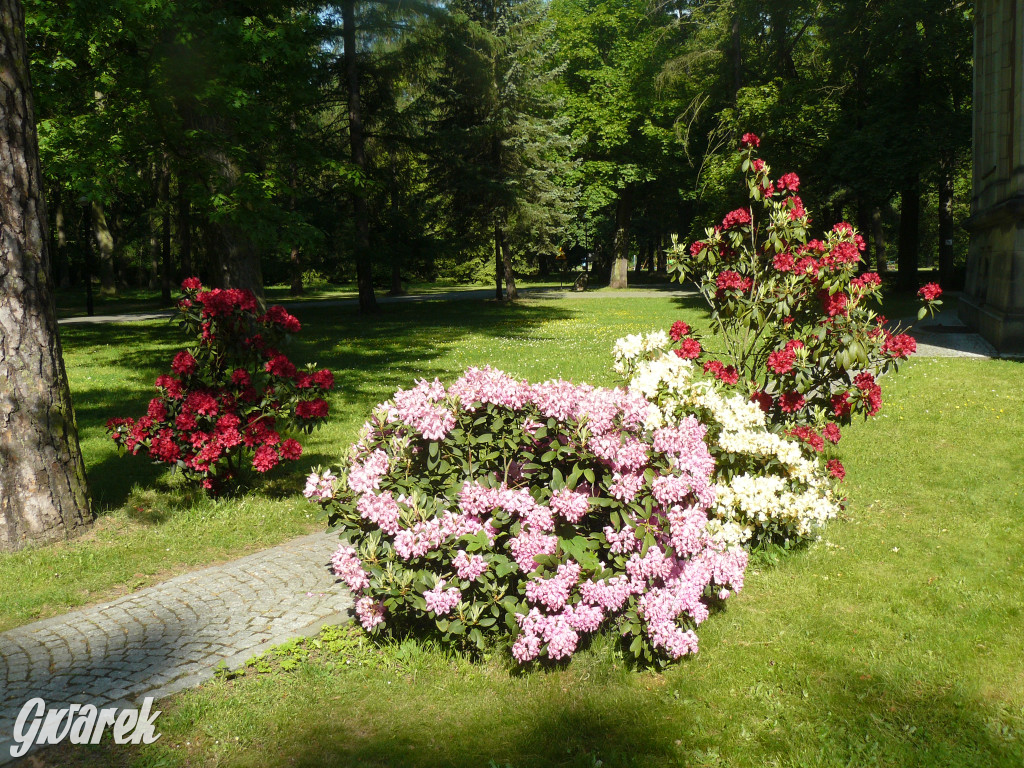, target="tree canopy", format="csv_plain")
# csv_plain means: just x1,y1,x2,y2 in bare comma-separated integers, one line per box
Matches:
25,0,973,300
